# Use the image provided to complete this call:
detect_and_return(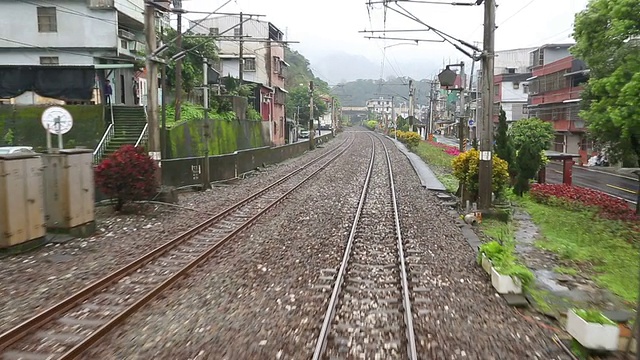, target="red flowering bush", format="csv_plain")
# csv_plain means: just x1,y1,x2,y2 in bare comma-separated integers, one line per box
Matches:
530,183,637,222
428,140,461,156
95,145,159,211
